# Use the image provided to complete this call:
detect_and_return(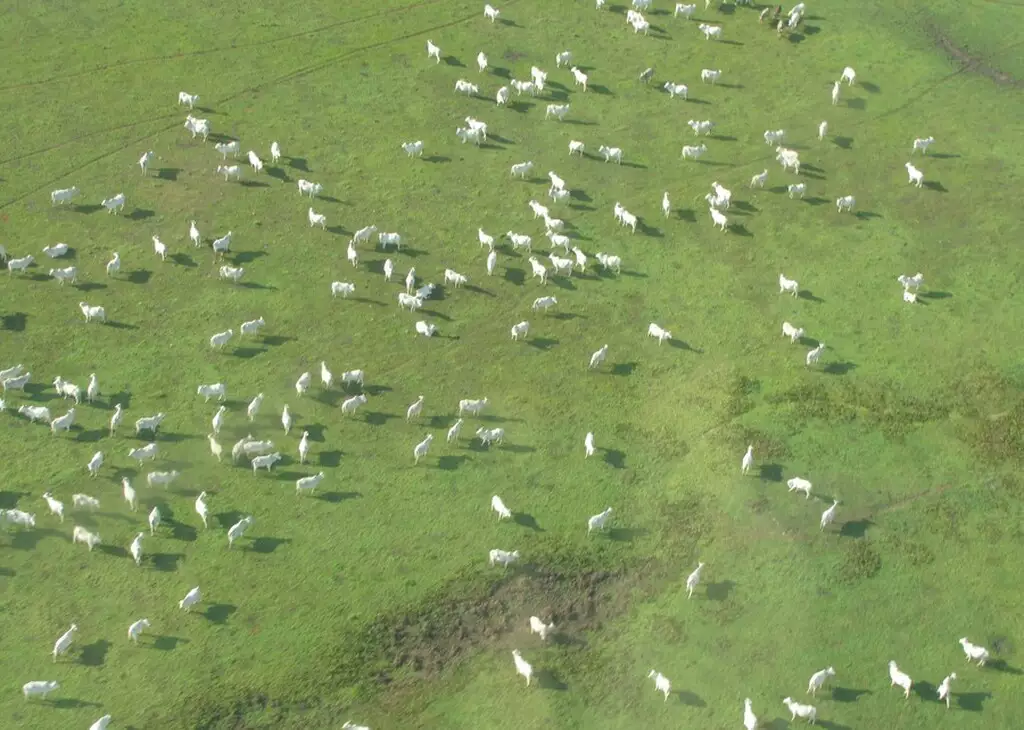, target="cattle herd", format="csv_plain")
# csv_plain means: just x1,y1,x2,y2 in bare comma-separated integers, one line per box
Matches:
0,1,988,728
